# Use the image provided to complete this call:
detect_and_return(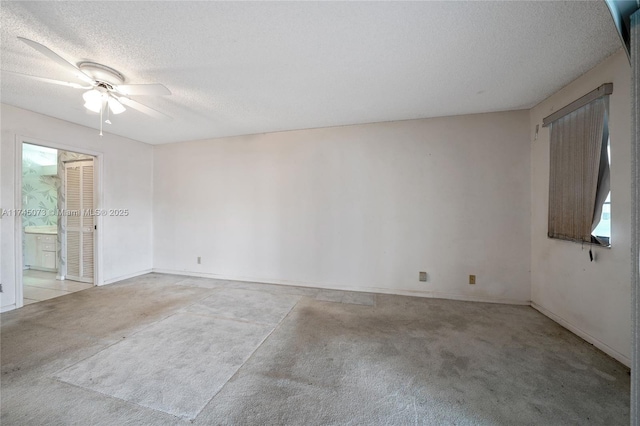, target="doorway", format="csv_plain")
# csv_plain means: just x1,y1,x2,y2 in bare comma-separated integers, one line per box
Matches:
20,142,97,305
